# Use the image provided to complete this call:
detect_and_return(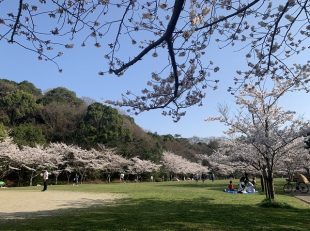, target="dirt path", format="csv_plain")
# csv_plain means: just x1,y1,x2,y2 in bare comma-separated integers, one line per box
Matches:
0,189,124,219
295,195,310,204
